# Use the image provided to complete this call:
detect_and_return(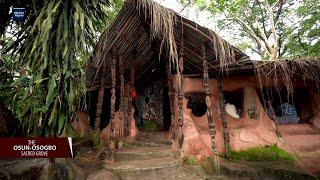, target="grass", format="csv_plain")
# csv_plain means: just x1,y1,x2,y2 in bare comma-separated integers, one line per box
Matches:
185,155,199,166
72,130,105,150
227,145,296,162
91,131,105,150
137,121,157,132
200,157,216,174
